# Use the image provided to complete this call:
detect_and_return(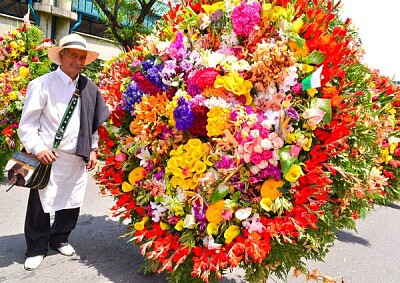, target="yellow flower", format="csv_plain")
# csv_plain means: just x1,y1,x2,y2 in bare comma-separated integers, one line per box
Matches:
260,198,273,212
306,88,318,98
380,148,392,164
128,167,146,184
300,64,314,73
214,72,253,105
202,1,225,15
9,41,18,49
261,179,284,200
206,106,231,137
302,136,313,151
160,222,170,230
191,160,207,173
134,216,150,231
122,181,133,192
285,131,300,144
284,164,303,182
204,153,218,166
19,66,29,78
175,220,184,231
224,225,240,244
9,91,18,101
292,19,304,34
206,200,225,224
206,223,219,235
